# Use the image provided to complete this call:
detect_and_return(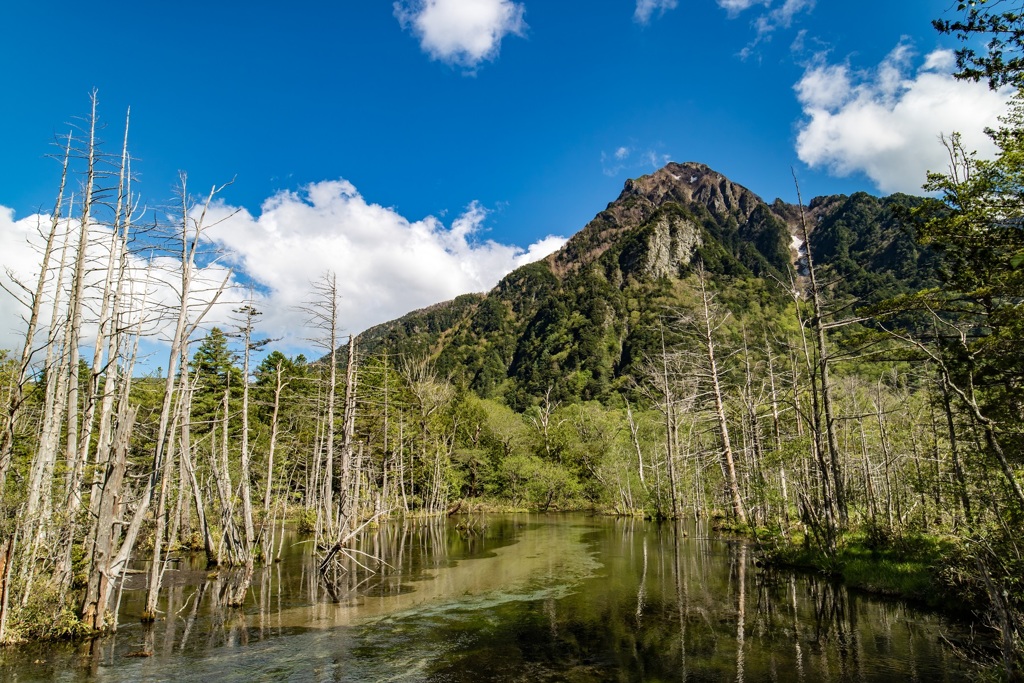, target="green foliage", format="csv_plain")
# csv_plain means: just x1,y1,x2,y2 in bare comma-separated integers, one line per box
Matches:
912,105,1024,439
934,2,1024,89
7,585,90,642
764,530,957,608
296,508,317,534
496,454,581,510
739,203,793,275
191,327,243,431
811,192,936,305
